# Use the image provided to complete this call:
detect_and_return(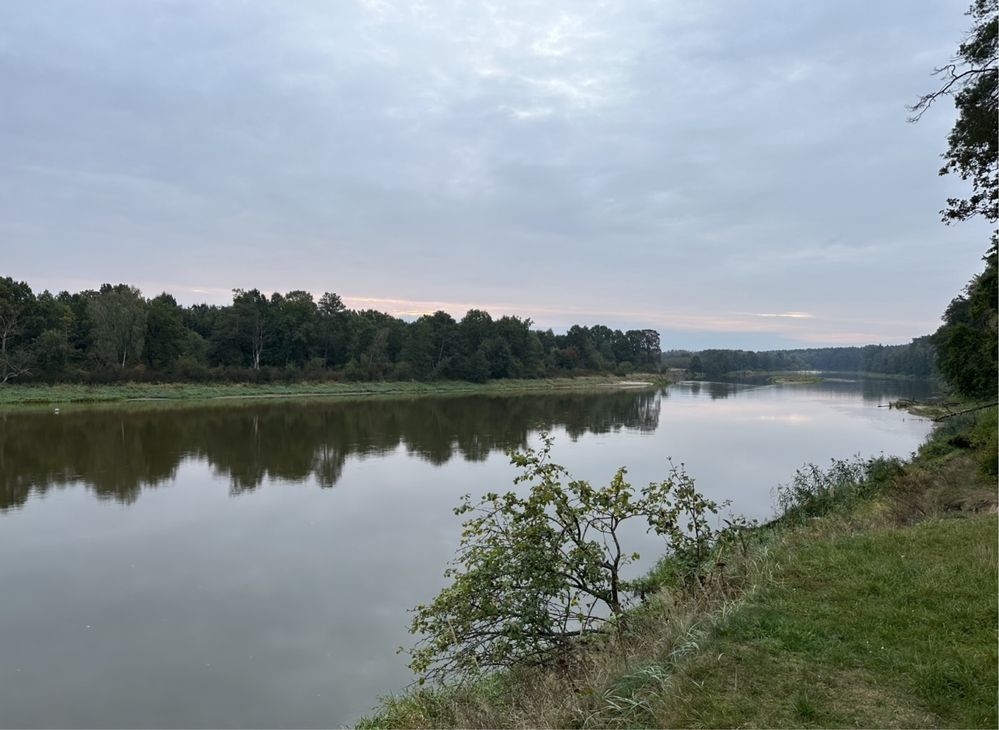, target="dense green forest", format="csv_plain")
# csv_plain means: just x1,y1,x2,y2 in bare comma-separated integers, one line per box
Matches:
0,280,662,384
0,276,956,386
934,250,997,398
662,337,938,378
1,276,985,387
